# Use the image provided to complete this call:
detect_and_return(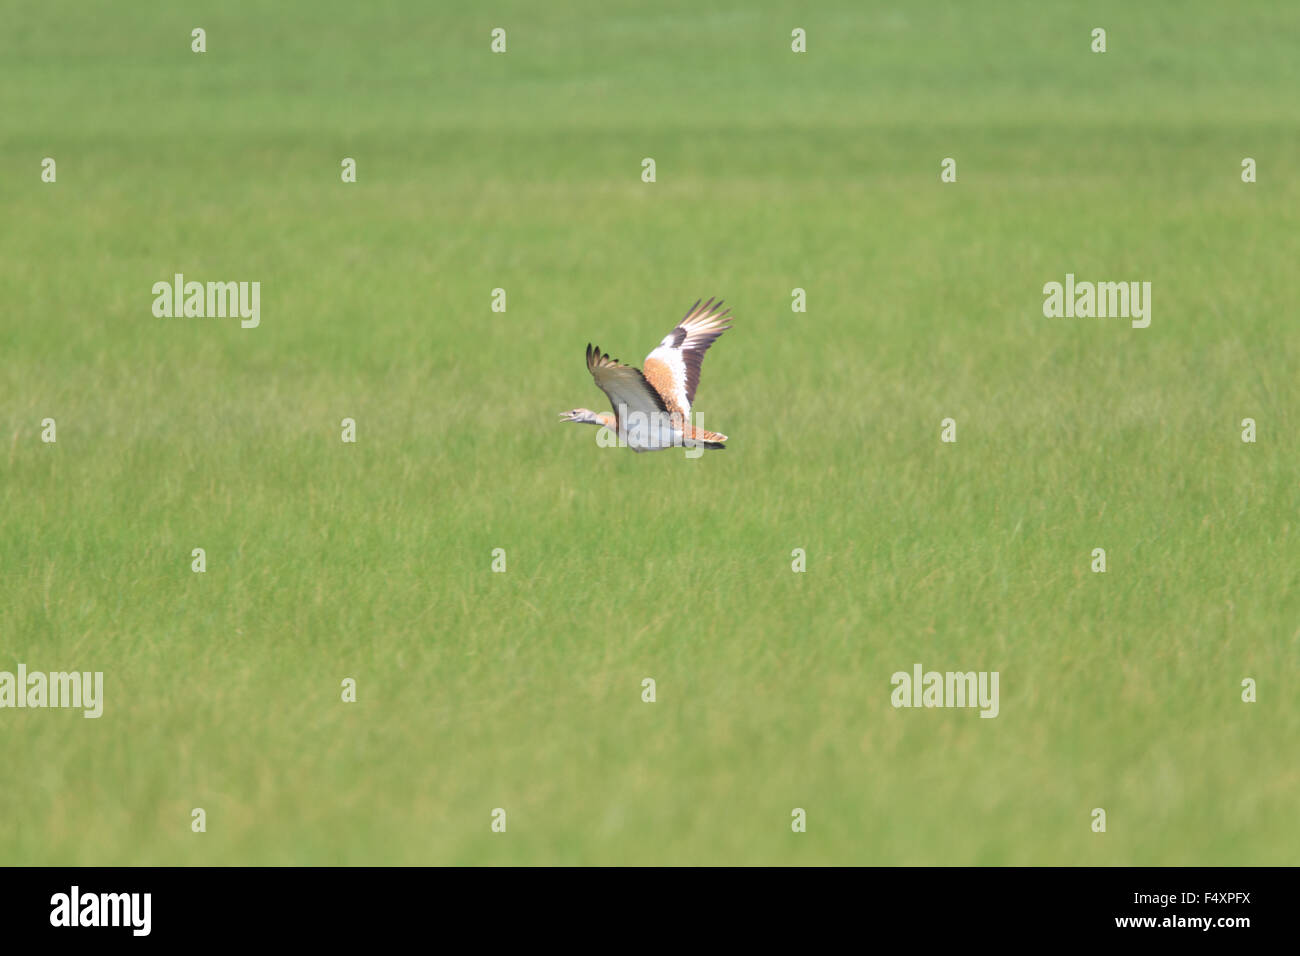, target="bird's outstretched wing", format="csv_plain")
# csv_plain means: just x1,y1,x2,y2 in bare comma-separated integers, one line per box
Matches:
641,298,733,416
586,343,669,424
